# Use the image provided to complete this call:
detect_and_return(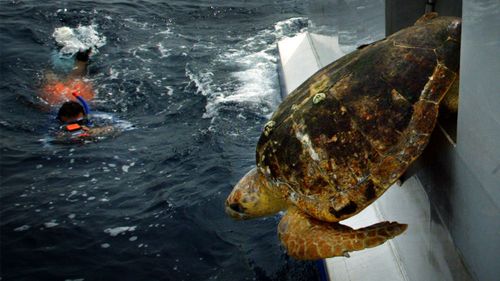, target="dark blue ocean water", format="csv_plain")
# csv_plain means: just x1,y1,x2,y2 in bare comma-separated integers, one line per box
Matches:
0,1,384,280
